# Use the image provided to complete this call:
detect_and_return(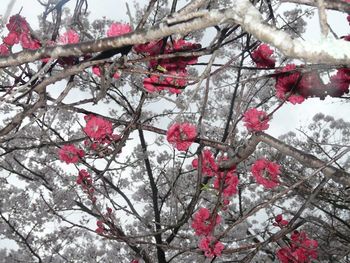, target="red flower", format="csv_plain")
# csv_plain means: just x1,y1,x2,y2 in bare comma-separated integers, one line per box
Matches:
143,71,188,94
326,68,350,97
192,150,218,177
277,247,297,263
107,23,132,37
273,214,289,227
274,64,323,104
243,108,269,132
166,70,188,94
143,75,167,93
92,66,101,76
76,169,92,185
19,33,40,50
0,44,9,56
134,40,163,55
58,144,85,164
277,231,318,263
172,39,201,52
59,29,80,44
166,122,197,151
6,15,30,34
84,115,113,141
191,208,221,236
213,169,239,197
198,236,224,258
95,220,105,234
251,44,276,68
3,31,19,46
251,158,280,189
